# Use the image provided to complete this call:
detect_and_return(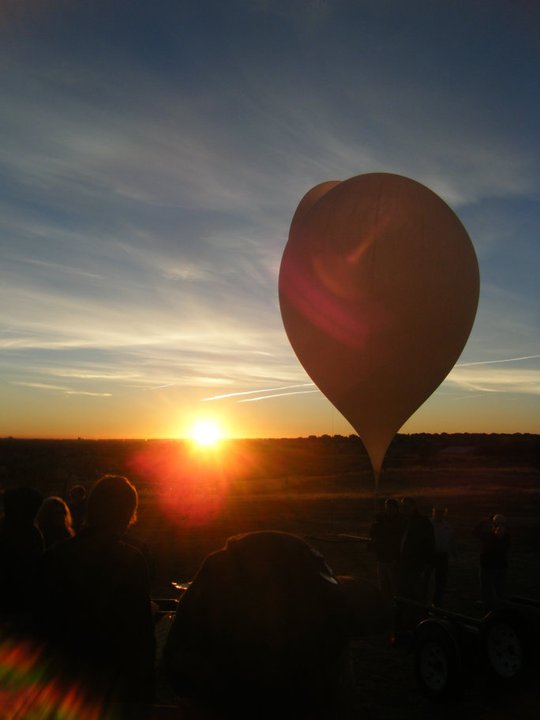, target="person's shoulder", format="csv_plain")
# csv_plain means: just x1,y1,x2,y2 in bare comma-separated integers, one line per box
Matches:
198,547,227,576
118,538,148,565
40,534,78,576
51,532,88,562
189,547,233,590
45,533,77,556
